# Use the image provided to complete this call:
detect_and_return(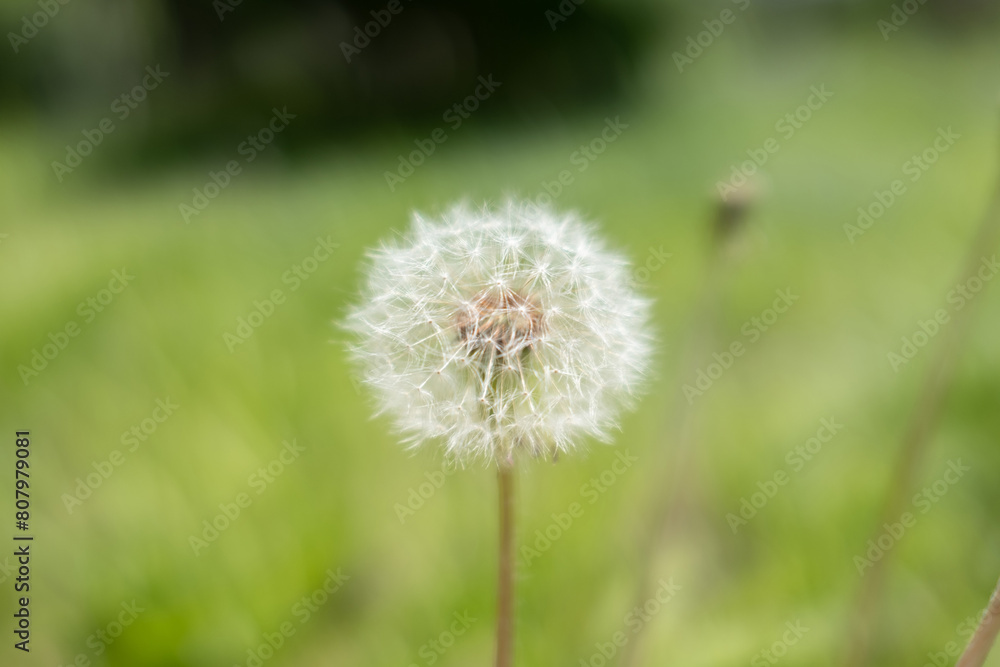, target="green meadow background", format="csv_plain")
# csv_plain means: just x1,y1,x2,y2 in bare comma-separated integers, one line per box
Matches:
2,3,1000,666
